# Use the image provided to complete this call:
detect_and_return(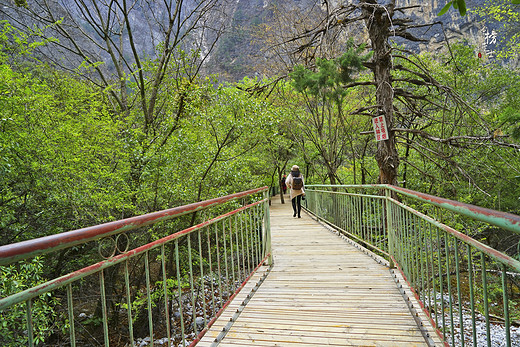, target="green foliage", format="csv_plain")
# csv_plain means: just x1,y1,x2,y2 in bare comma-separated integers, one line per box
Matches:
13,0,28,7
472,0,520,59
441,0,520,16
497,106,520,139
290,39,371,100
0,63,131,243
391,42,520,213
439,0,467,16
288,42,373,185
0,257,58,346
